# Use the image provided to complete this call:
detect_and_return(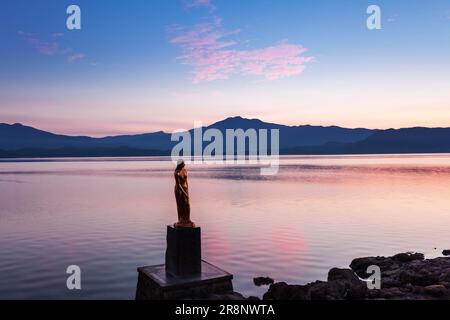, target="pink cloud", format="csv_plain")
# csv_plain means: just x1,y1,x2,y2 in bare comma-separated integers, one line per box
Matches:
18,31,59,56
18,31,85,64
168,18,314,83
